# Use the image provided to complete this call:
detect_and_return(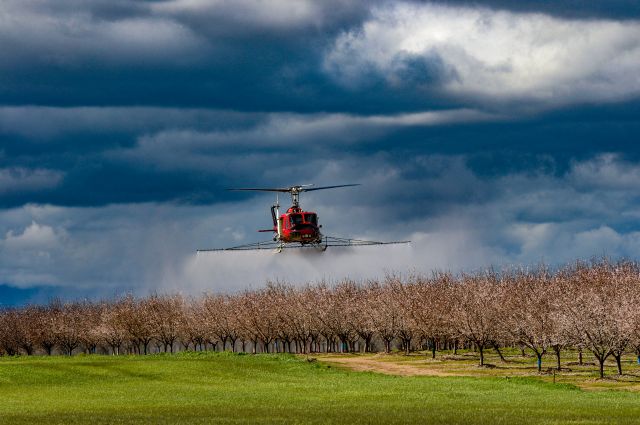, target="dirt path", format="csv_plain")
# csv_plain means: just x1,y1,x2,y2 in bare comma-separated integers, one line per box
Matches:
318,356,457,377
